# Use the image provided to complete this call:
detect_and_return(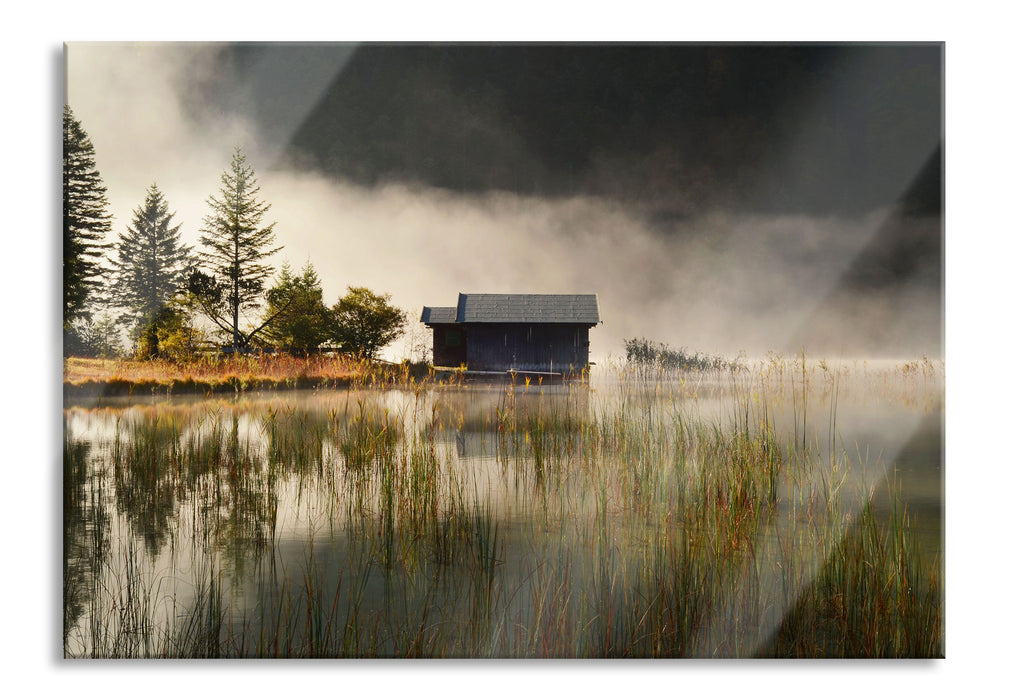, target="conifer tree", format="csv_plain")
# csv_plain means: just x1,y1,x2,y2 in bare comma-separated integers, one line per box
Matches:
63,105,112,326
110,183,193,339
193,147,282,350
